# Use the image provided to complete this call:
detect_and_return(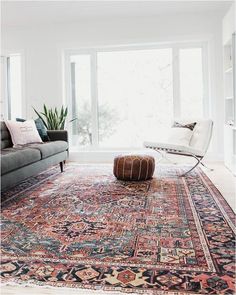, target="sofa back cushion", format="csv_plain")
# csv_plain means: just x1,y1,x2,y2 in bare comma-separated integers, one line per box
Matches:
1,121,13,149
